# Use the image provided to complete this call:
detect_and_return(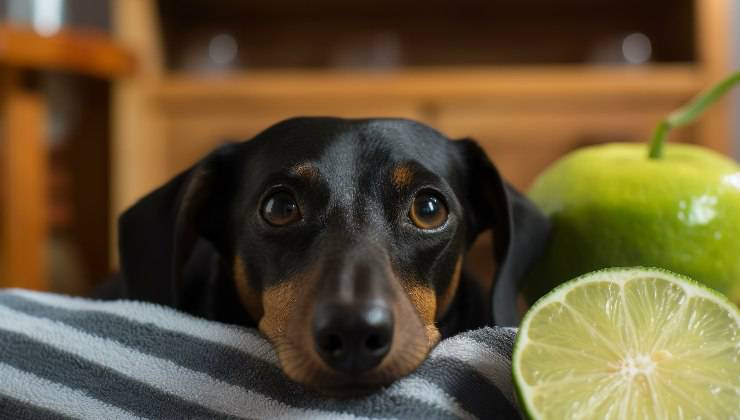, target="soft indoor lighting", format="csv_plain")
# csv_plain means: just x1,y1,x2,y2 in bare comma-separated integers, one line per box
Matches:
208,33,239,66
32,0,64,37
621,32,652,65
